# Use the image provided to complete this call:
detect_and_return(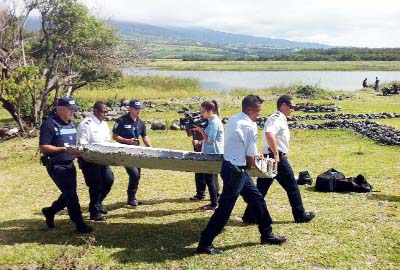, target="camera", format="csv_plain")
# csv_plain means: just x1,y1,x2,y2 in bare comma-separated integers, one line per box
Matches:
179,111,208,130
